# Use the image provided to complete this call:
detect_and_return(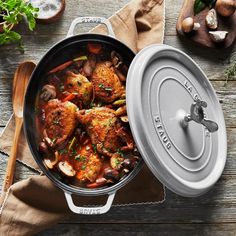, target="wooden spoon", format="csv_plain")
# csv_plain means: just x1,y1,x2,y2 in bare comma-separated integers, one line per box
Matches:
0,61,36,204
